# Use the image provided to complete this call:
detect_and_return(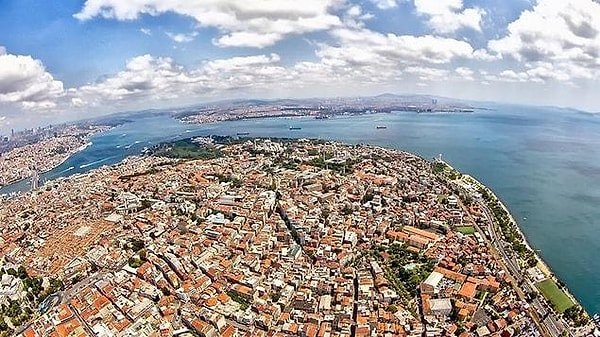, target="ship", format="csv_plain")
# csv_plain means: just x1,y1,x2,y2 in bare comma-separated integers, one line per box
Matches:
376,126,387,129
236,132,250,136
289,126,302,130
